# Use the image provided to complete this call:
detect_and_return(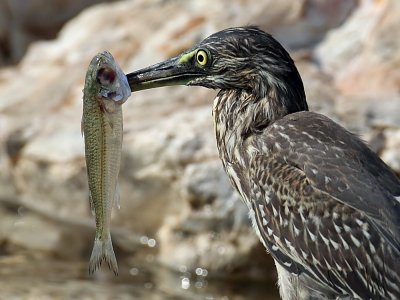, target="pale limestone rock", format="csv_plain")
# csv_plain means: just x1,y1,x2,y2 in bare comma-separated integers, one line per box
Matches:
315,0,400,96
381,128,400,173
